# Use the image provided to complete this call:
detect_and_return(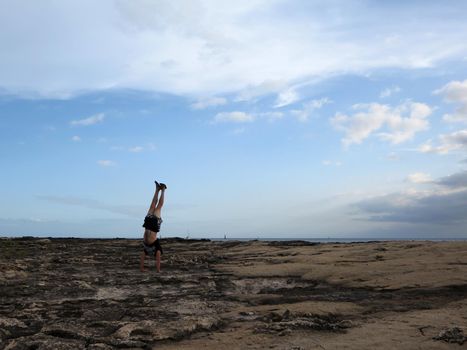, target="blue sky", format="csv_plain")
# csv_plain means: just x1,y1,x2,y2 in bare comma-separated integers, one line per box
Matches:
1,0,467,238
